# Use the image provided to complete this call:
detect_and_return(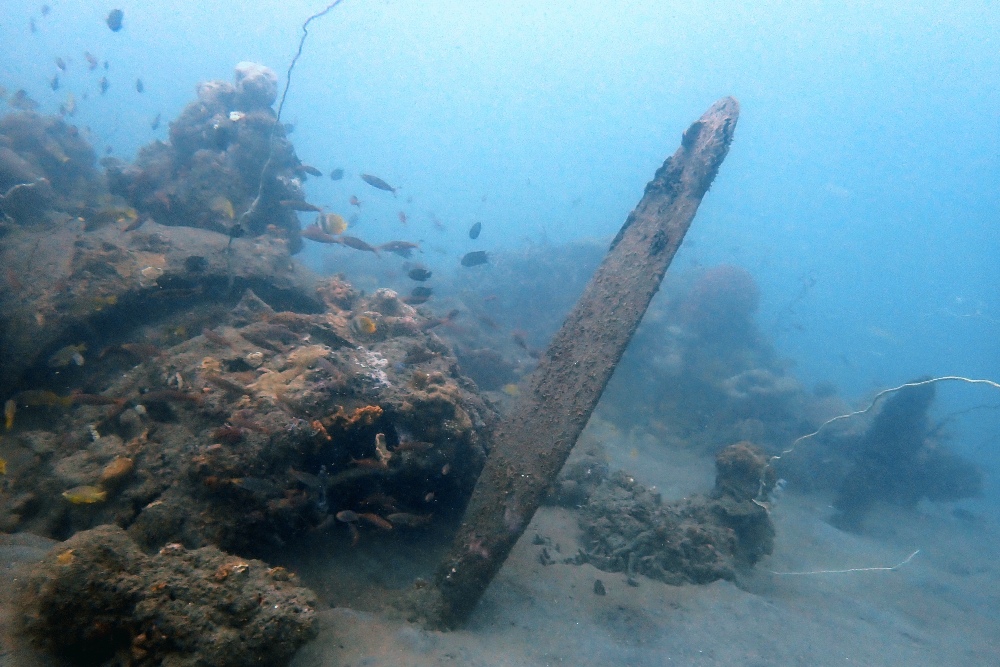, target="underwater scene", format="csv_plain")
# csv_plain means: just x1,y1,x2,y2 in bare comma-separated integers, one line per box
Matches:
0,1,998,665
